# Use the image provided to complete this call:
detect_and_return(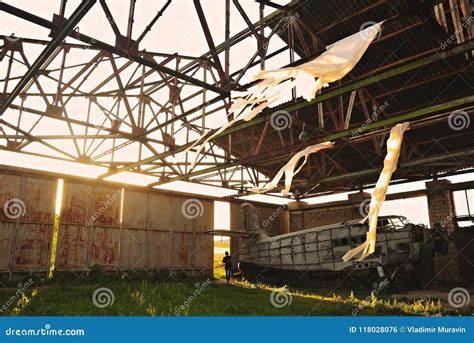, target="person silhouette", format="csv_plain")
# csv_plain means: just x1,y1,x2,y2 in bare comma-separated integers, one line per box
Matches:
222,251,232,283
